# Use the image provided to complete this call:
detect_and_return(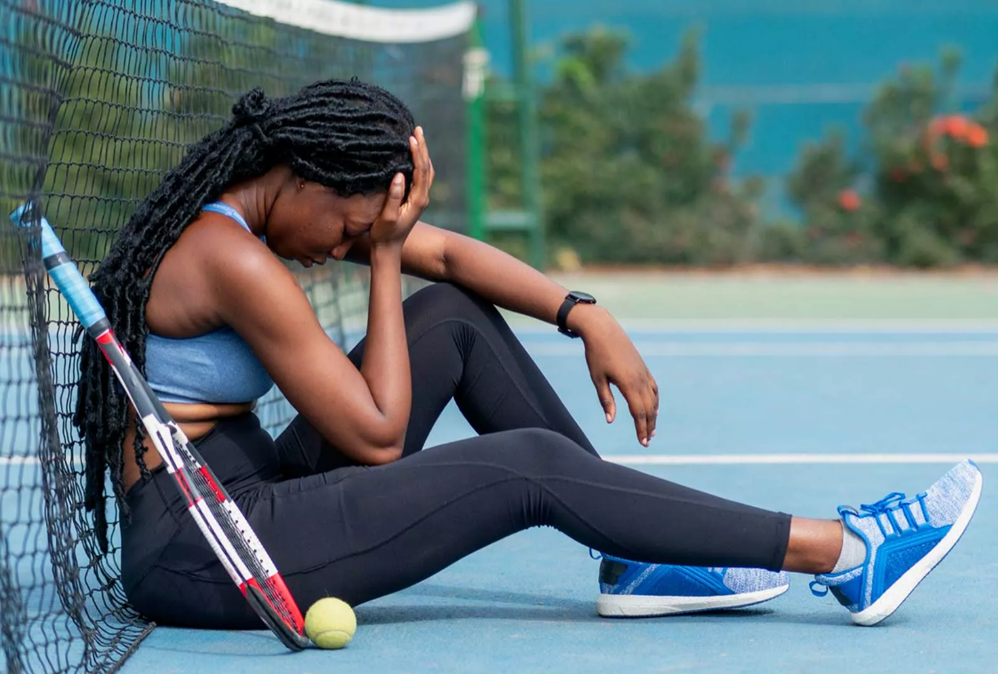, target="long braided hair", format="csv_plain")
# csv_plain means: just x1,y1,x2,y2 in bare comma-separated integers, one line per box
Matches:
76,79,416,550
